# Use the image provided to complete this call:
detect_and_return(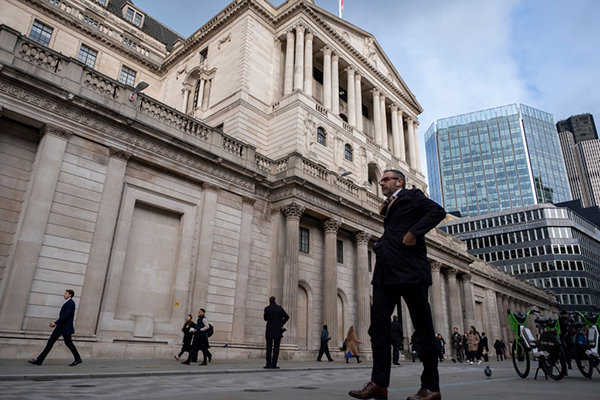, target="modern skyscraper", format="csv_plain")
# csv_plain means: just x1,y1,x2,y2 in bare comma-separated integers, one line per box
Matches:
559,131,600,207
557,113,598,143
441,204,600,312
426,104,571,217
